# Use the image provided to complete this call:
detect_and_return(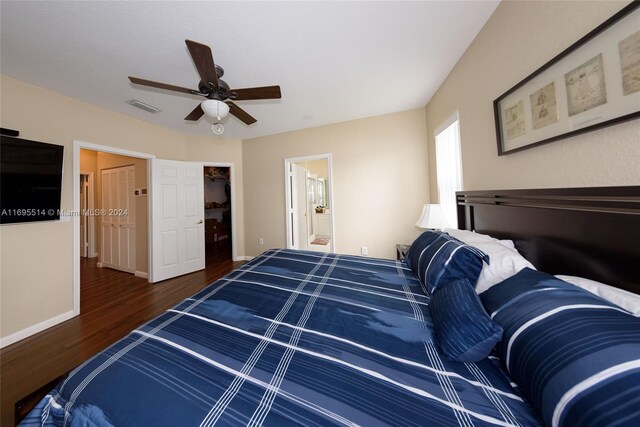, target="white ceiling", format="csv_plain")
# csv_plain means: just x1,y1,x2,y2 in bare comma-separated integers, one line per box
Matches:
1,1,499,140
